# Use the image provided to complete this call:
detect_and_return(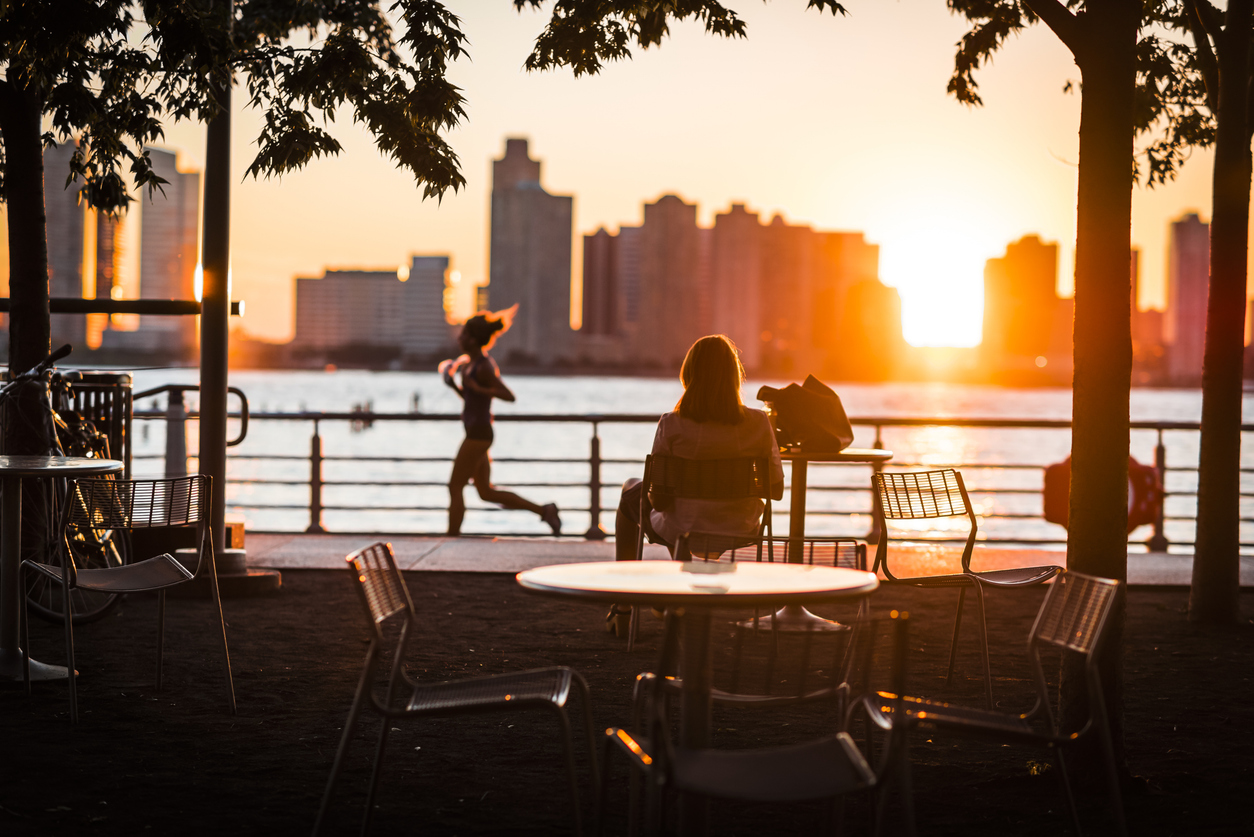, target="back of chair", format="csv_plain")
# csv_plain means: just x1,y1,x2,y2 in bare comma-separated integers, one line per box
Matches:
346,542,414,637
873,469,977,577
68,475,206,530
875,469,971,520
1031,571,1119,656
763,537,865,570
645,454,773,501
